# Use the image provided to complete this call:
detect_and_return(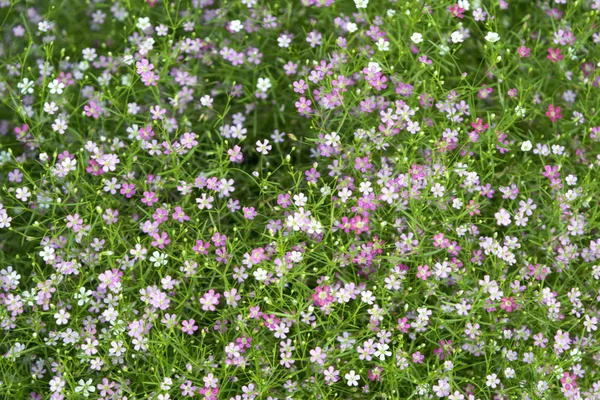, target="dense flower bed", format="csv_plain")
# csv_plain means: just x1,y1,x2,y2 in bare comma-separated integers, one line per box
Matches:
1,0,600,398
